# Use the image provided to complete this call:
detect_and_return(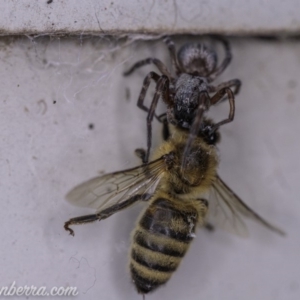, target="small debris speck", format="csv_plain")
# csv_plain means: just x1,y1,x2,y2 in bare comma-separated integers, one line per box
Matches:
88,123,94,130
47,0,53,4
125,87,130,102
